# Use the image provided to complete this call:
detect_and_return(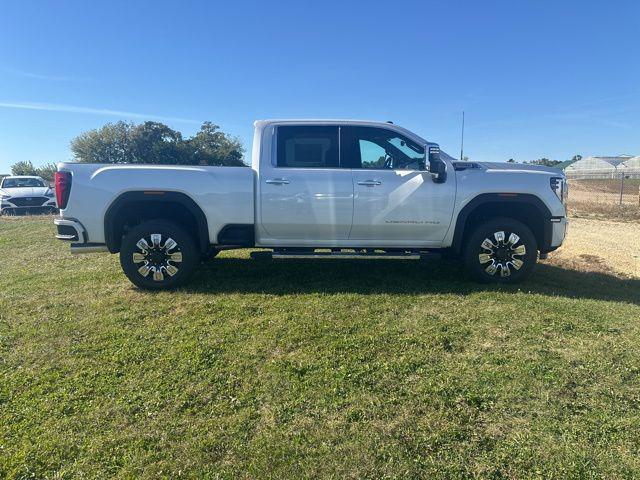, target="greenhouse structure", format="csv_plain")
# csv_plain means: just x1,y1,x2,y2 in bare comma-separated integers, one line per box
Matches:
564,155,640,178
